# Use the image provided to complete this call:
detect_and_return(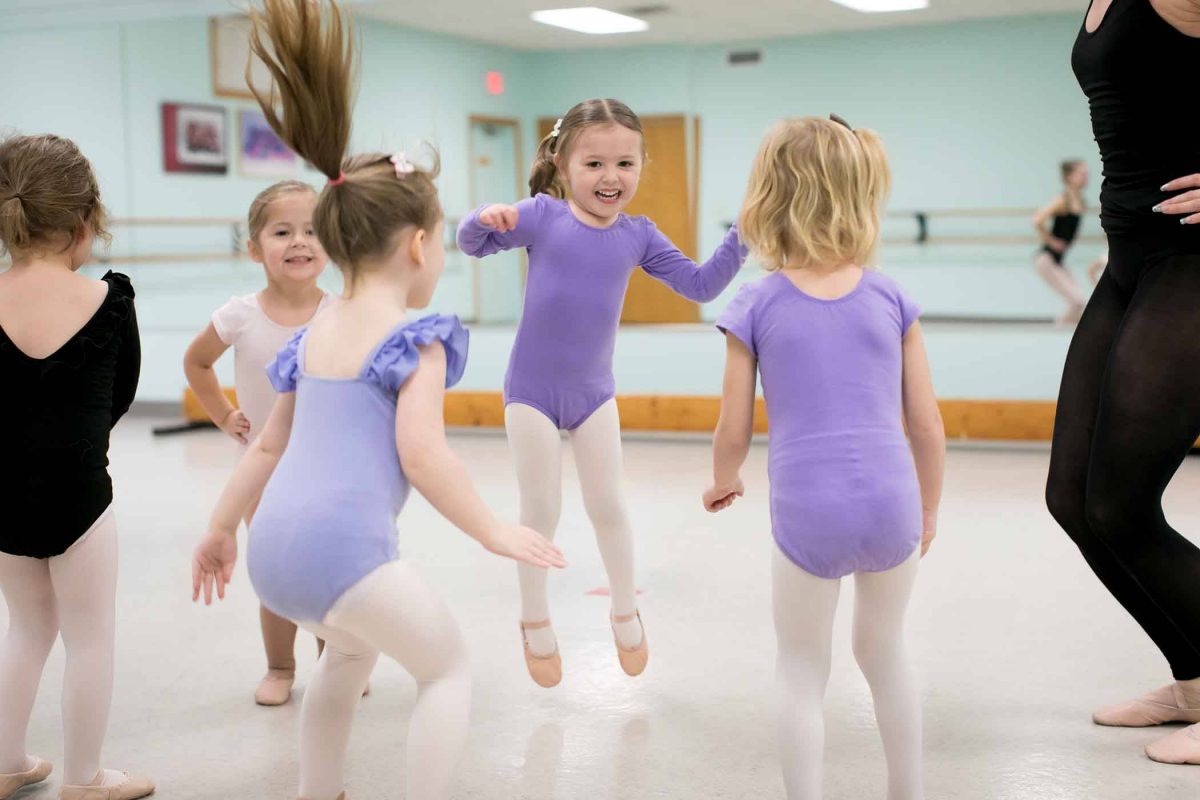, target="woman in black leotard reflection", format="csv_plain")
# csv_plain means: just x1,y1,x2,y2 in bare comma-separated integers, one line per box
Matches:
1032,159,1090,324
